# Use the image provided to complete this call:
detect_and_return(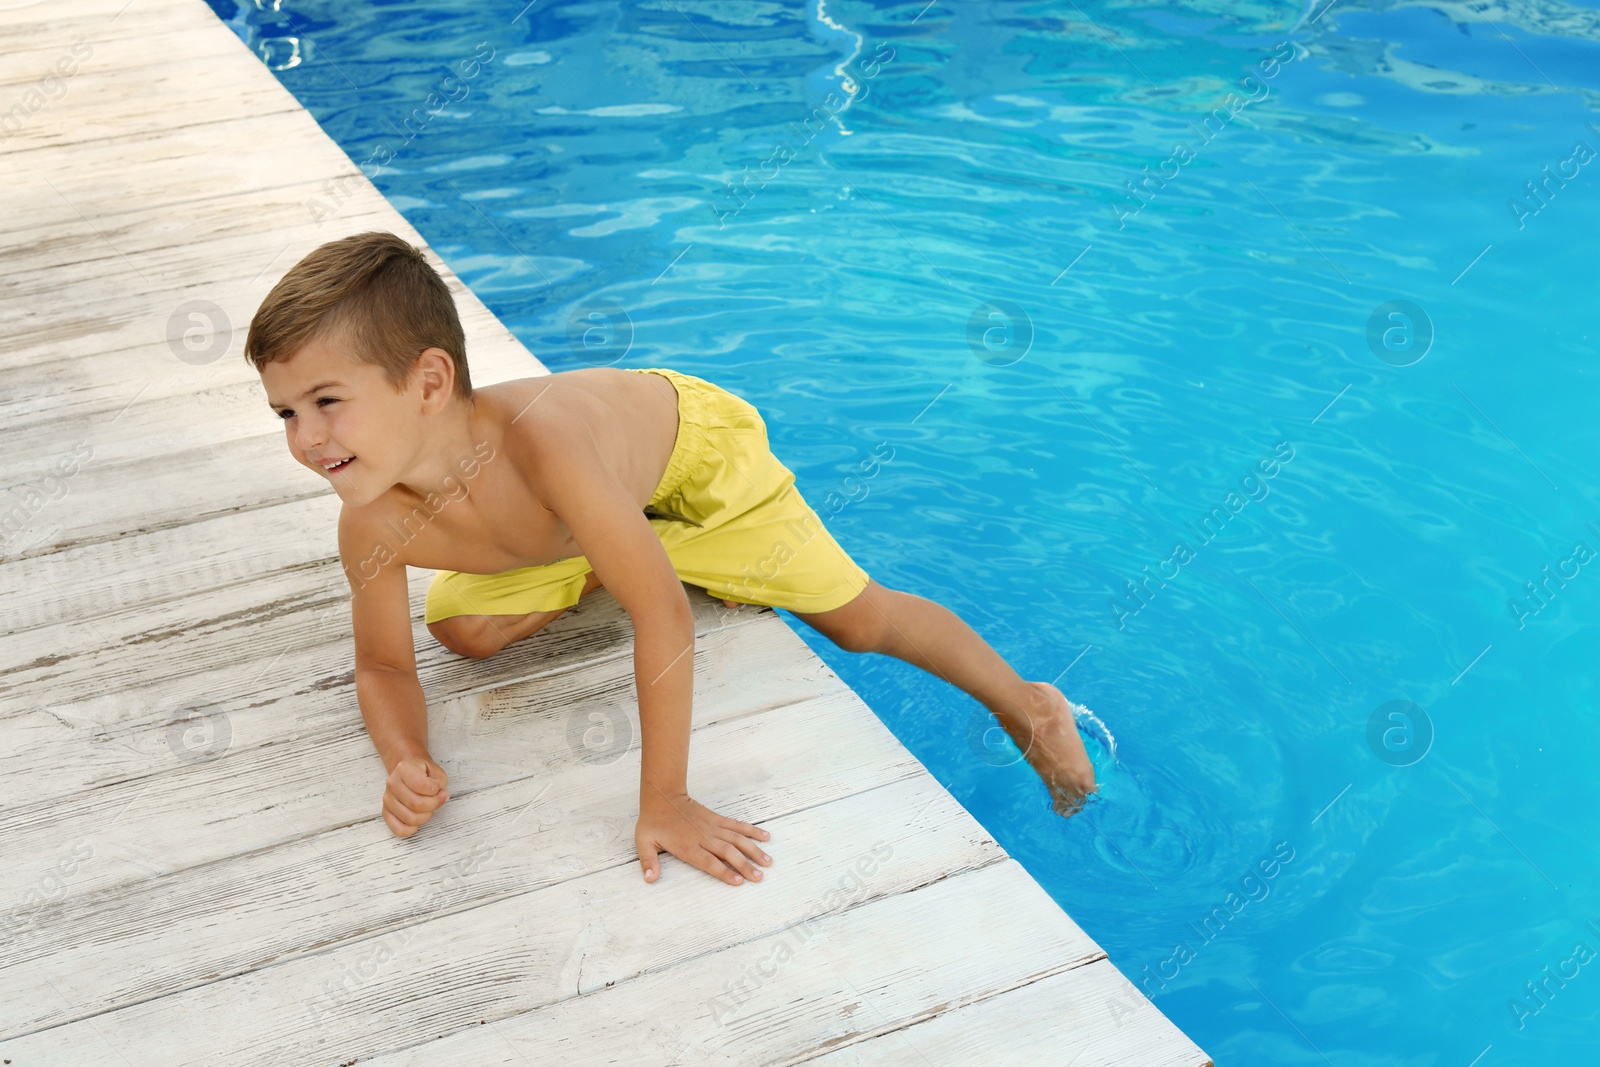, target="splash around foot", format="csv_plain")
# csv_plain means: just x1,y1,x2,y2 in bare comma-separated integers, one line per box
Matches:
1023,681,1117,818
